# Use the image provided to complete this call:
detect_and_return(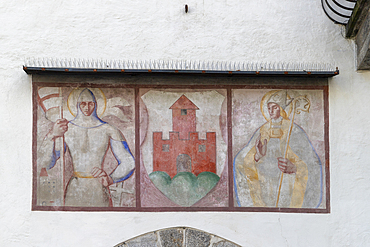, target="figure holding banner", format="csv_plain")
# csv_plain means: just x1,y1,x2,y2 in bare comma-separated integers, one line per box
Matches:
38,88,135,207
234,90,322,208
